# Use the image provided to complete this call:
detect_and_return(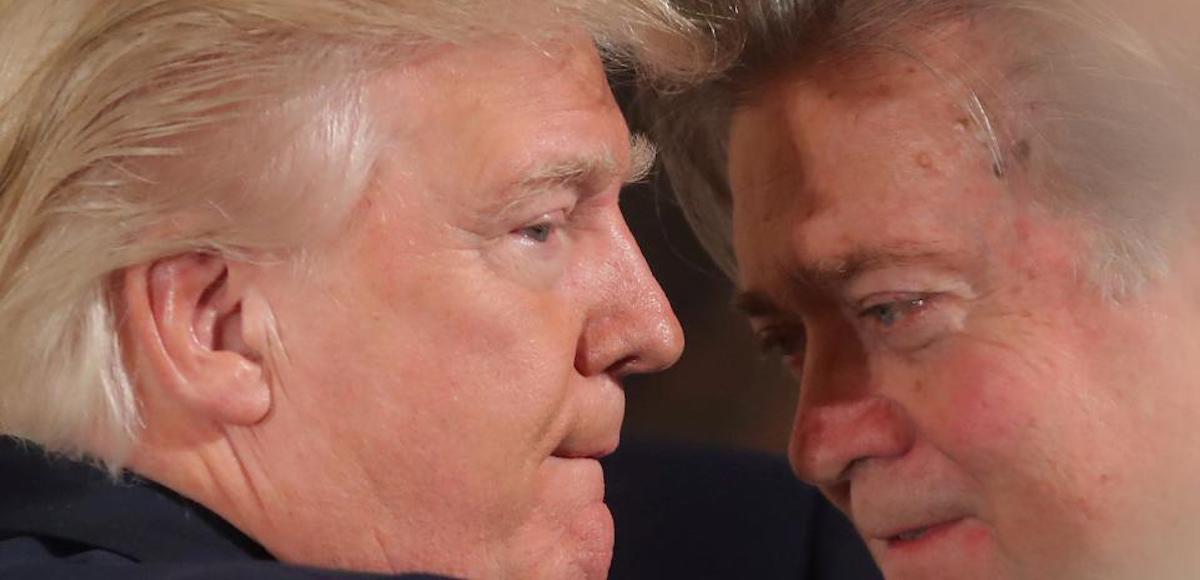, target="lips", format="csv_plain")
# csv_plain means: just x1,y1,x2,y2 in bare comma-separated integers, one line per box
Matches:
857,500,971,547
550,406,622,460
552,433,620,460
882,518,964,548
551,385,625,460
852,482,973,549
893,527,930,543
